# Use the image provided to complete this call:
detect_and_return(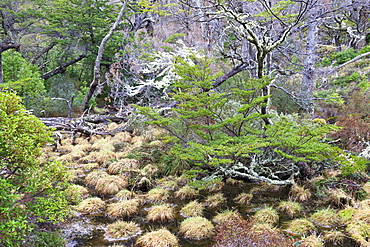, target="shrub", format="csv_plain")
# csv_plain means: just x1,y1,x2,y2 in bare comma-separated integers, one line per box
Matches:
0,91,72,246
